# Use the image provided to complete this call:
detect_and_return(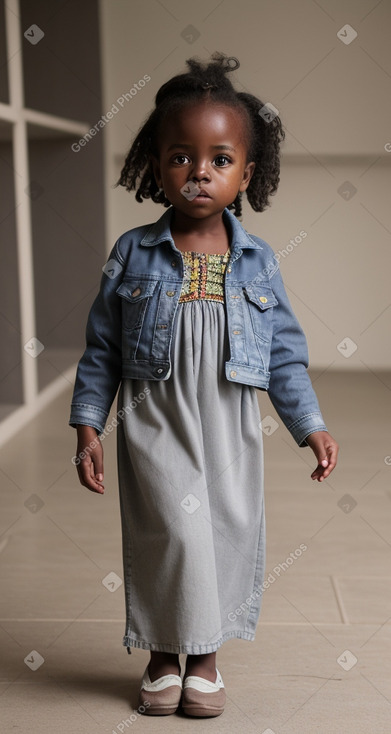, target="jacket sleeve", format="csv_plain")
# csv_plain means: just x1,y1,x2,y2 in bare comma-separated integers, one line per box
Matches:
267,263,328,447
68,240,124,435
